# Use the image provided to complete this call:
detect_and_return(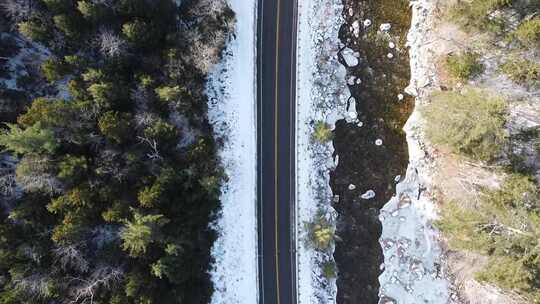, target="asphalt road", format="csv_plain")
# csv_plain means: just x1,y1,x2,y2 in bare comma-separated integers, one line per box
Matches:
257,0,298,303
